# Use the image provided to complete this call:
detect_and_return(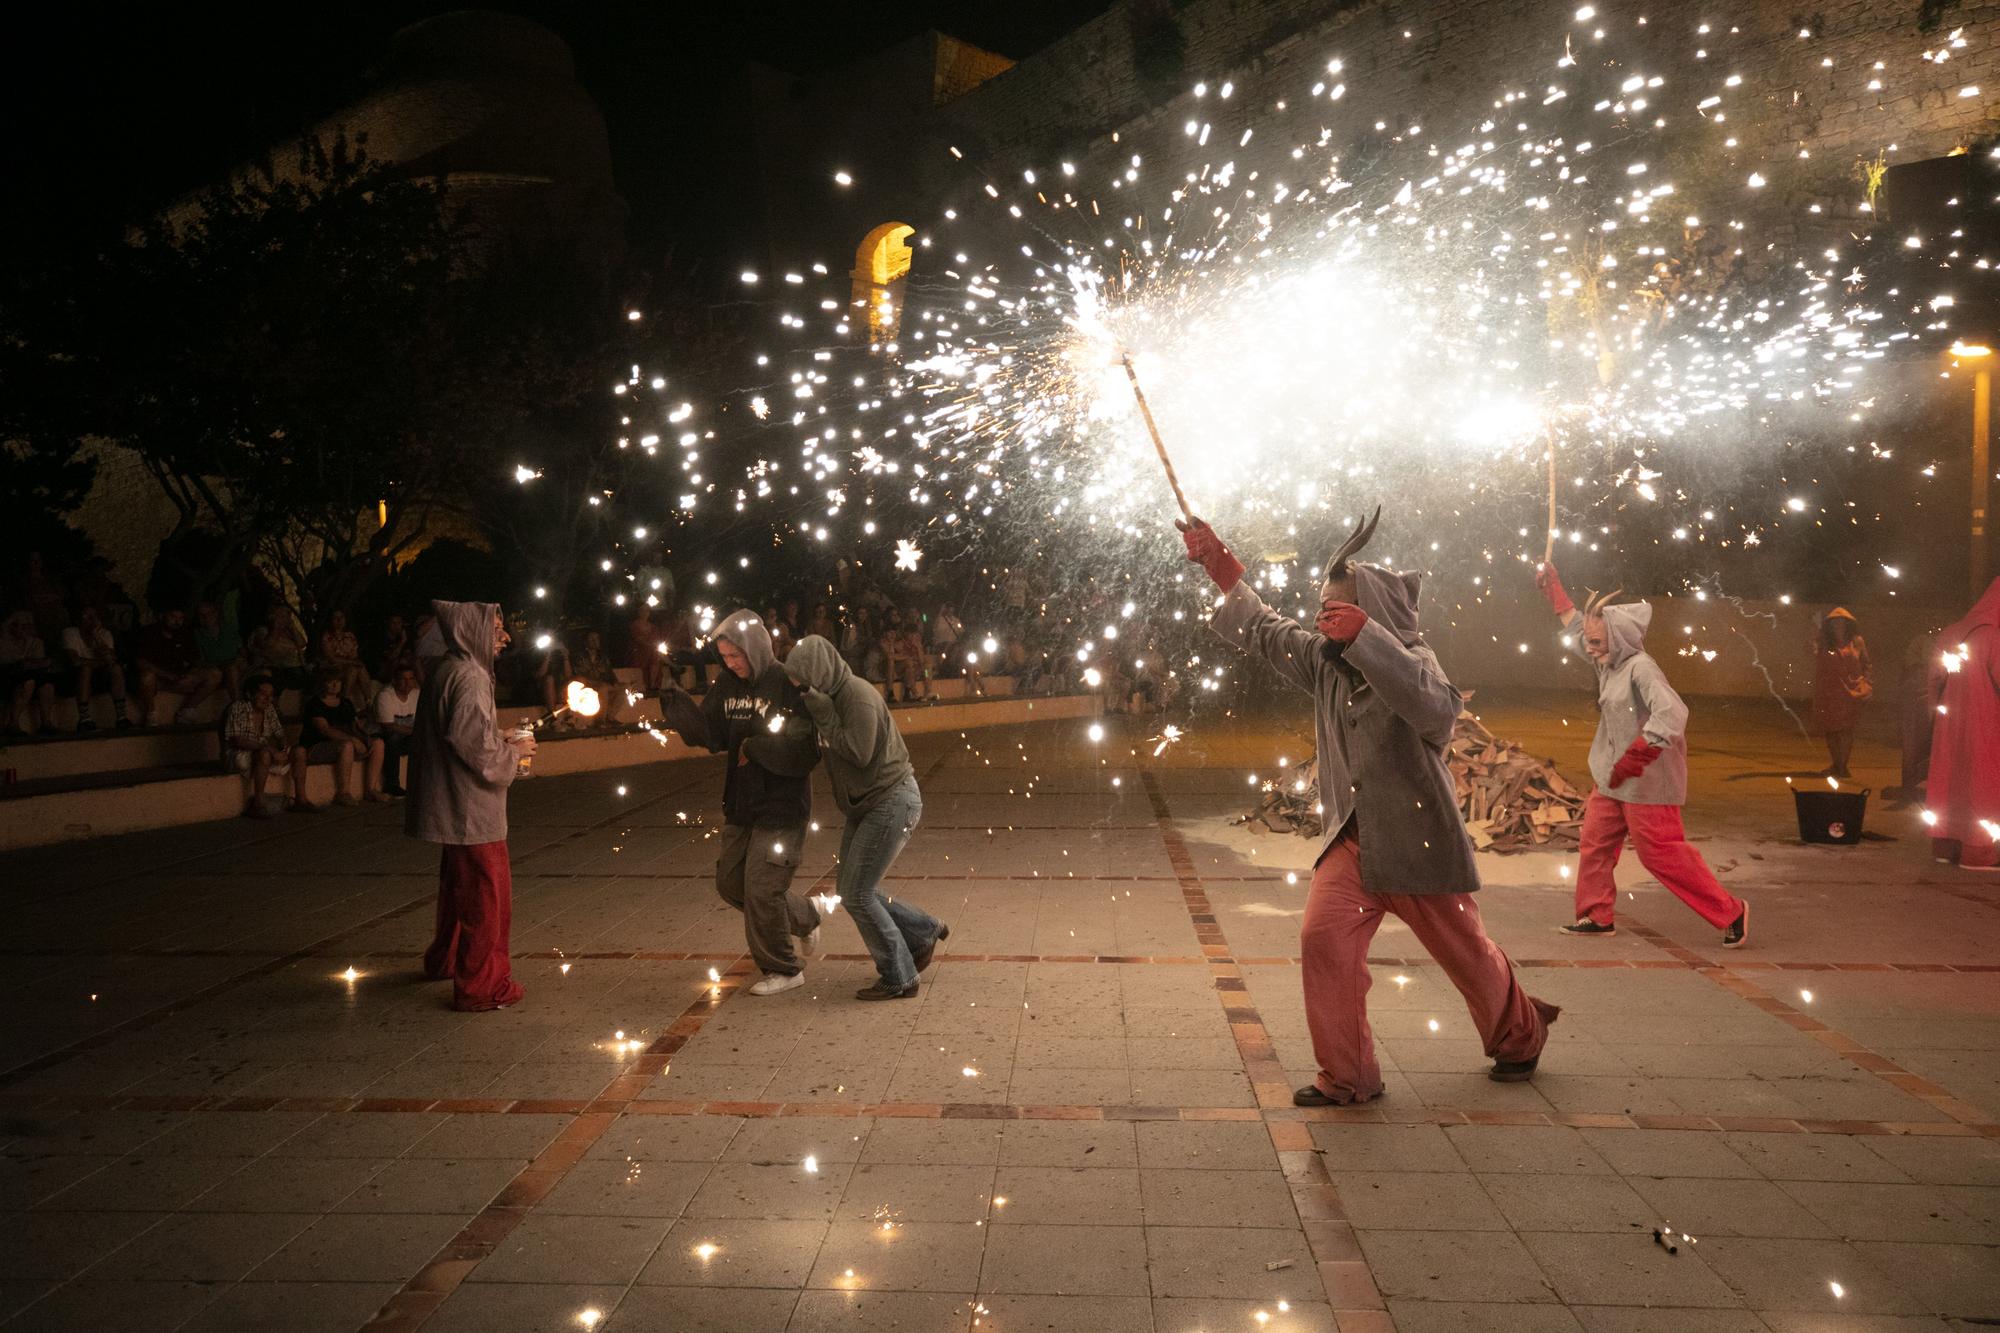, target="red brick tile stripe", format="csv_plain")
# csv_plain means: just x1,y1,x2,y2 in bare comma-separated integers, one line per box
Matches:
1139,770,1390,1316
1620,919,1997,1128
